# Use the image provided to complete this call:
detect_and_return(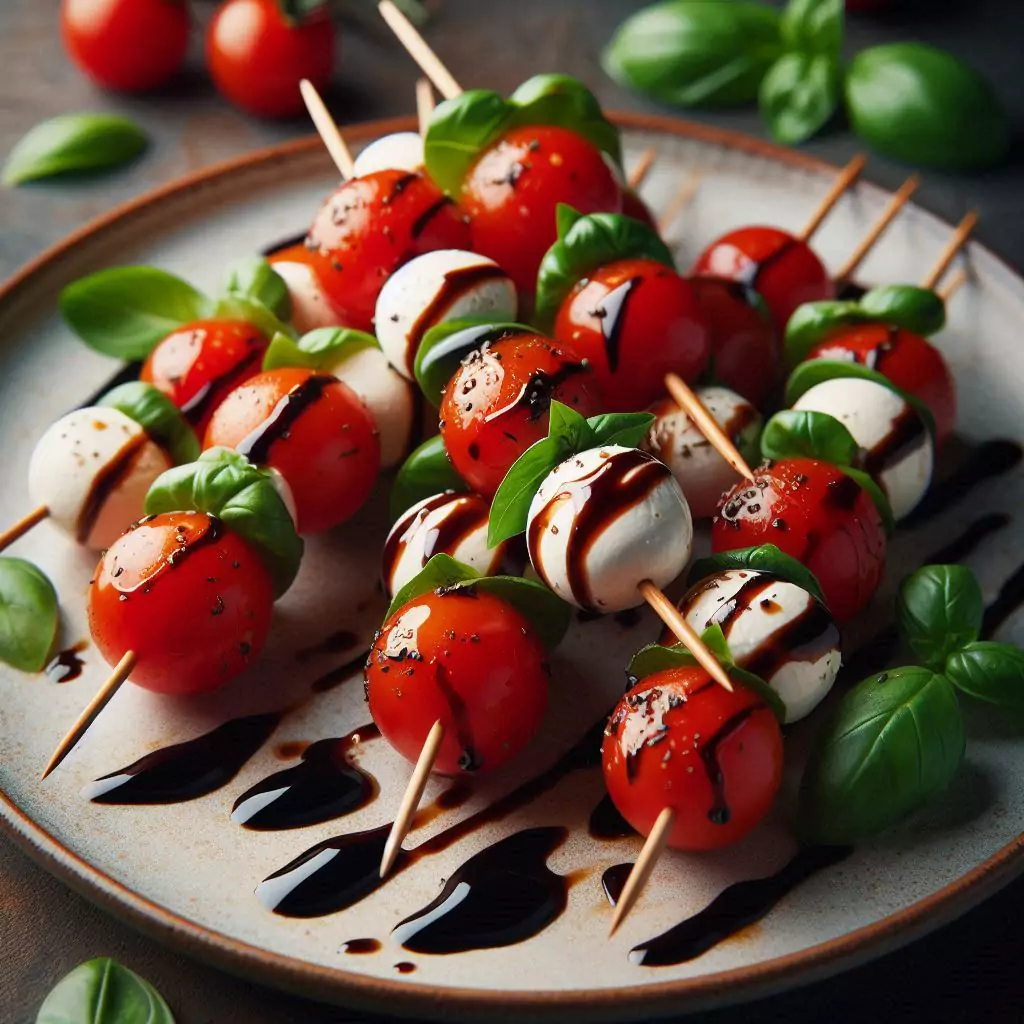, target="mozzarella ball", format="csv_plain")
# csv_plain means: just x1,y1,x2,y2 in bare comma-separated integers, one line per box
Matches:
271,259,338,334
527,446,692,613
676,569,841,722
645,386,763,519
792,377,933,520
374,250,517,378
352,132,424,178
28,408,172,550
